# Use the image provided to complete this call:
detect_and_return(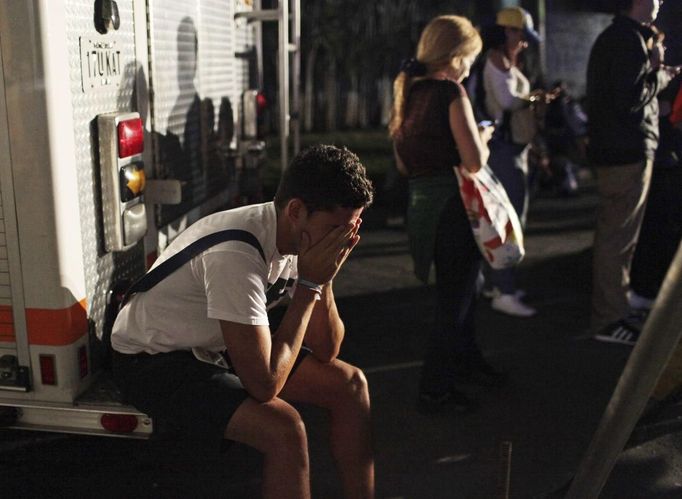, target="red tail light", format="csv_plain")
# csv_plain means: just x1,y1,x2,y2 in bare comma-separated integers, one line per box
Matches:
39,355,57,385
117,118,144,158
256,92,267,114
101,414,139,433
